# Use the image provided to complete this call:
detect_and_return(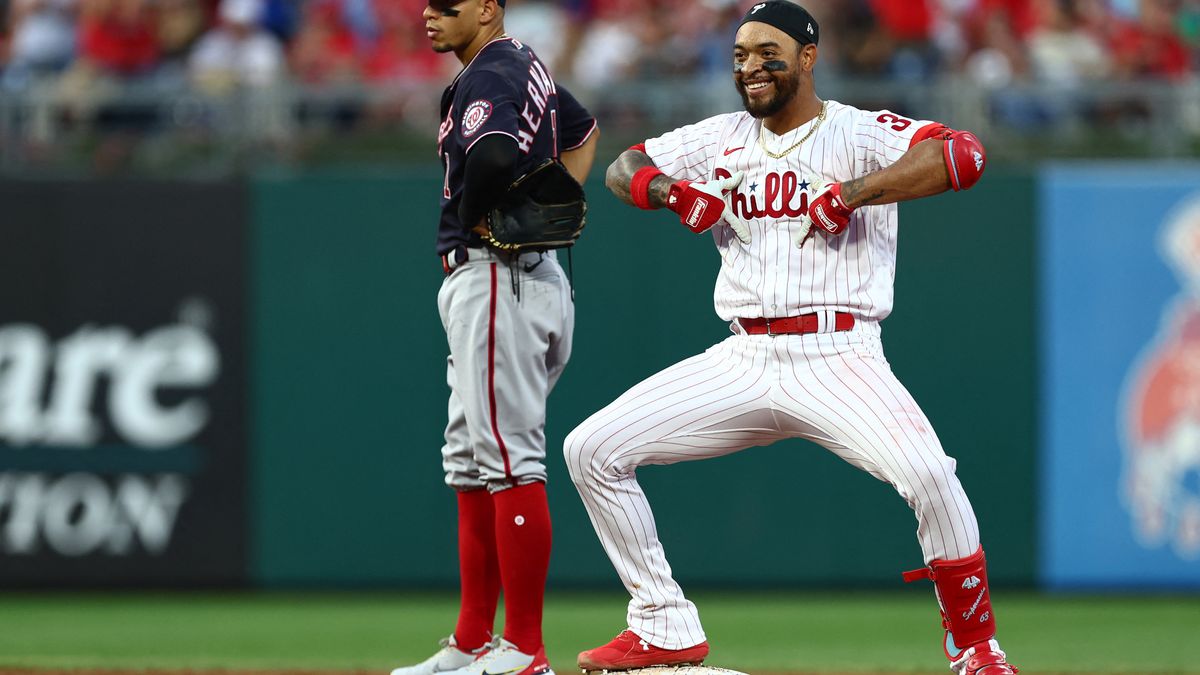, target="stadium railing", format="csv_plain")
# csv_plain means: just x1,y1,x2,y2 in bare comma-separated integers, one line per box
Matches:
1,76,1197,175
